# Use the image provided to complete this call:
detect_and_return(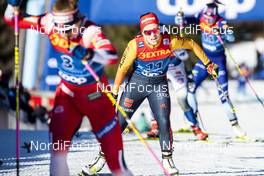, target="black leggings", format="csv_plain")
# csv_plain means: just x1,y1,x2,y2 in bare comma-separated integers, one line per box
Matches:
118,73,172,152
